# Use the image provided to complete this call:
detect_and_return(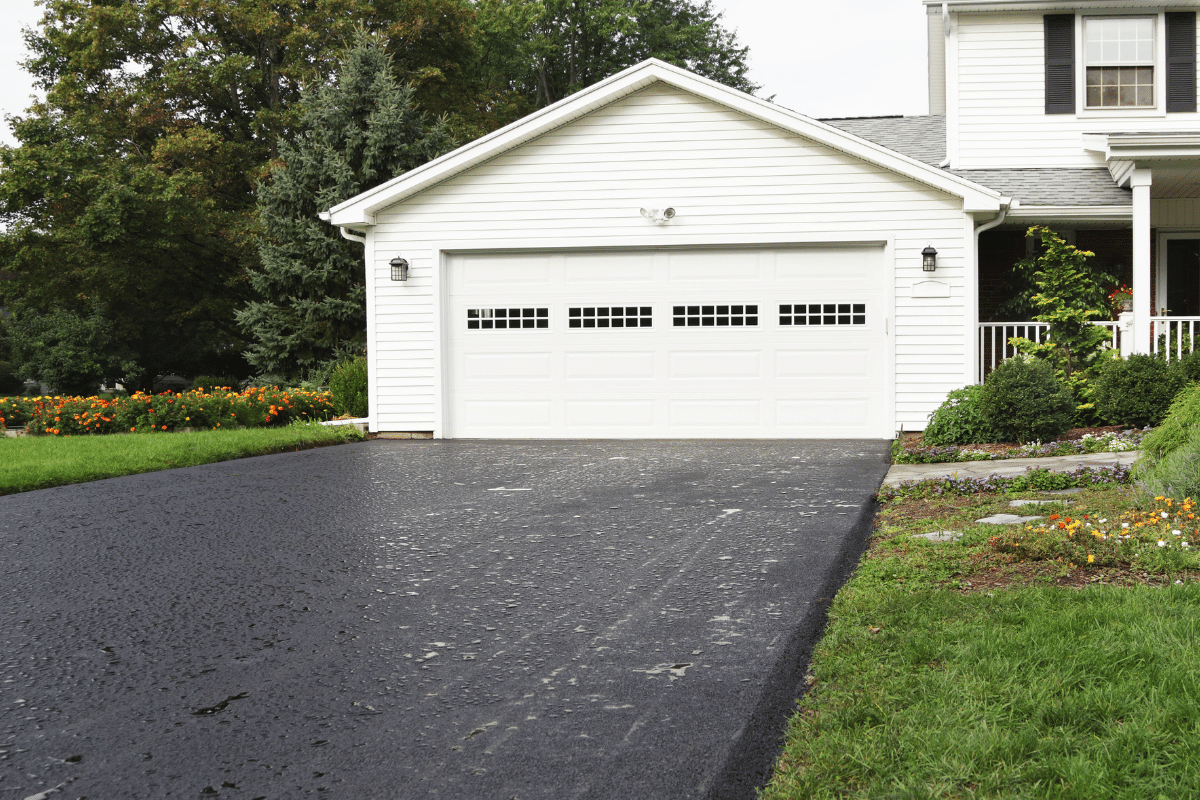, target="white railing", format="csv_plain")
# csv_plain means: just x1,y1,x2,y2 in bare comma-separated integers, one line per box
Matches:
1150,317,1200,361
977,320,1122,382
